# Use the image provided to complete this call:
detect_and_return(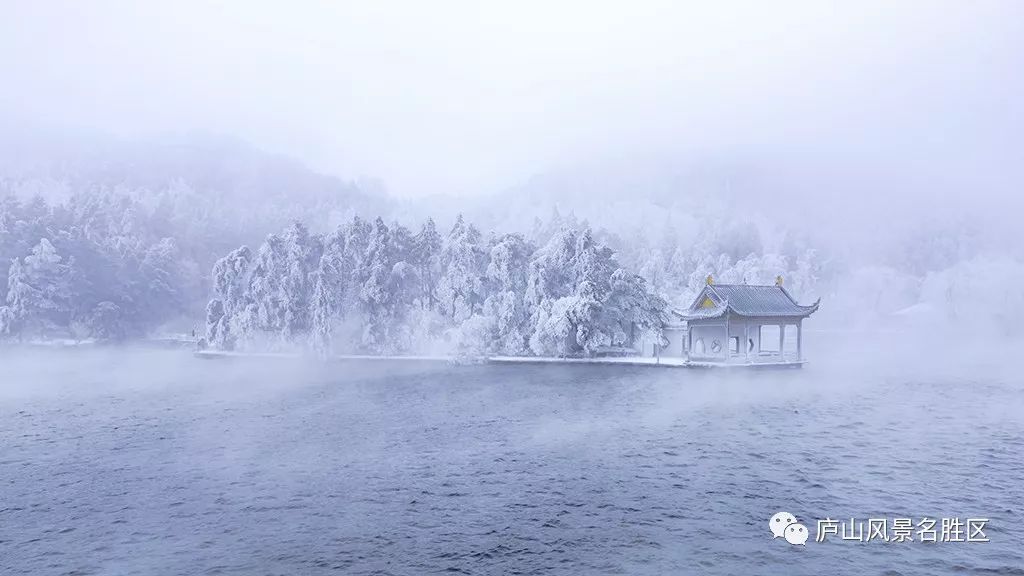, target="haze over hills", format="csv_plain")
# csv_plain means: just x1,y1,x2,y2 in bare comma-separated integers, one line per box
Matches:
0,126,389,233
0,129,393,339
2,5,1023,575
0,127,1021,349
